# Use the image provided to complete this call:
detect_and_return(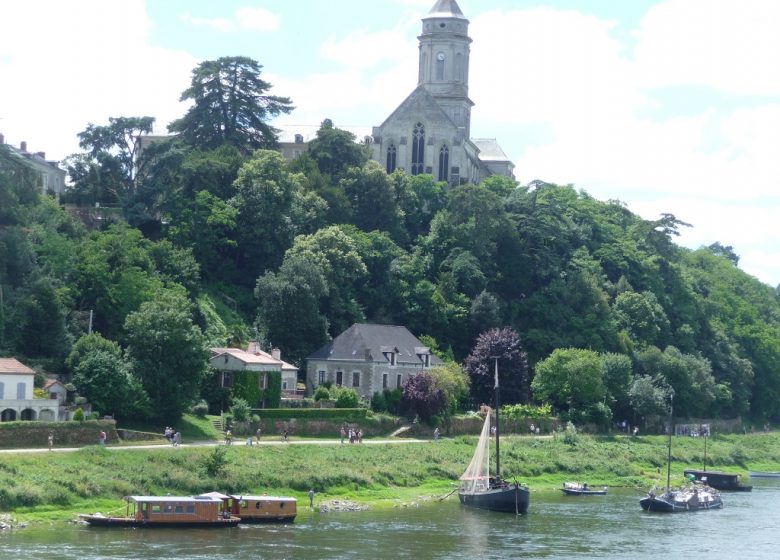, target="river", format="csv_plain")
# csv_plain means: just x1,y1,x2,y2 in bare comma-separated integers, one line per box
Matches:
2,479,779,559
